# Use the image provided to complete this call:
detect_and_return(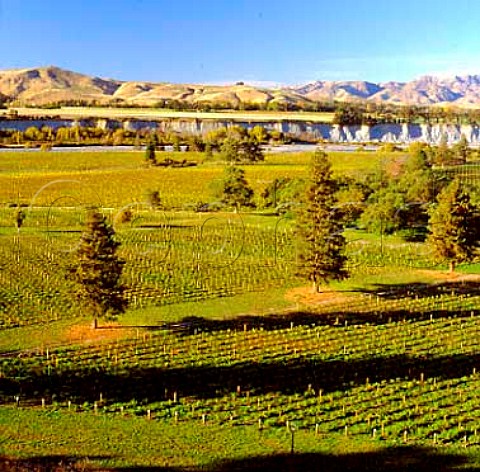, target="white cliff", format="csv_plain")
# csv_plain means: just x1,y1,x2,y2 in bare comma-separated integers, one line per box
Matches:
2,118,480,145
